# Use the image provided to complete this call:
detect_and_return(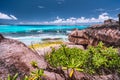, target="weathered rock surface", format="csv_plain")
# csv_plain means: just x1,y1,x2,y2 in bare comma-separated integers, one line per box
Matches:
68,19,120,47
0,34,64,80
73,70,119,80
48,68,120,80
